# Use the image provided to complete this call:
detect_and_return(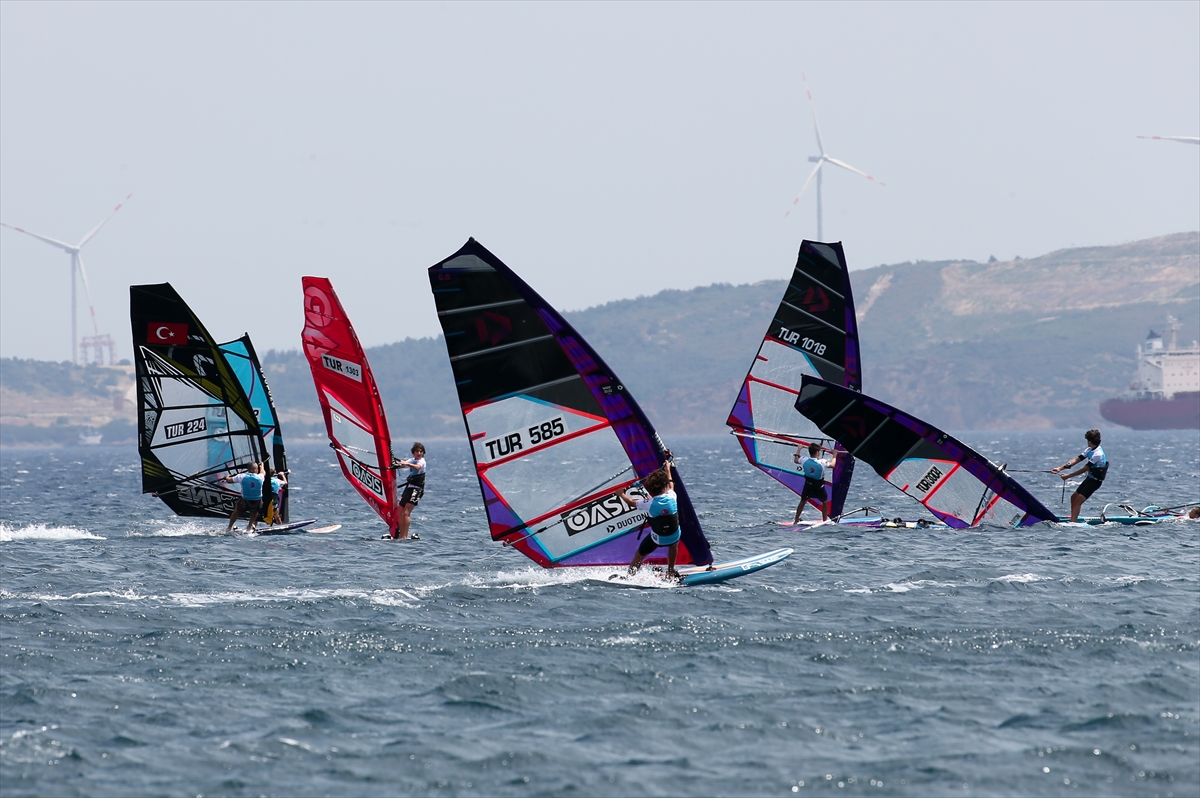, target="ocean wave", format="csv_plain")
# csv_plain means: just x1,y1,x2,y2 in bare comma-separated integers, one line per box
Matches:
0,523,105,542
0,586,420,608
991,573,1053,584
845,579,957,594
